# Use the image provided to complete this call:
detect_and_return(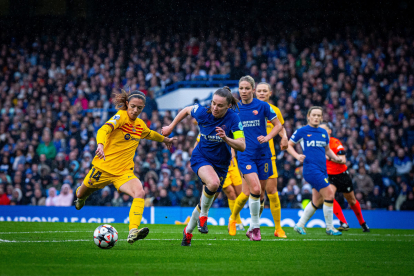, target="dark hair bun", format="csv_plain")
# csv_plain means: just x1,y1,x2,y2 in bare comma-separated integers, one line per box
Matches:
223,86,231,92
